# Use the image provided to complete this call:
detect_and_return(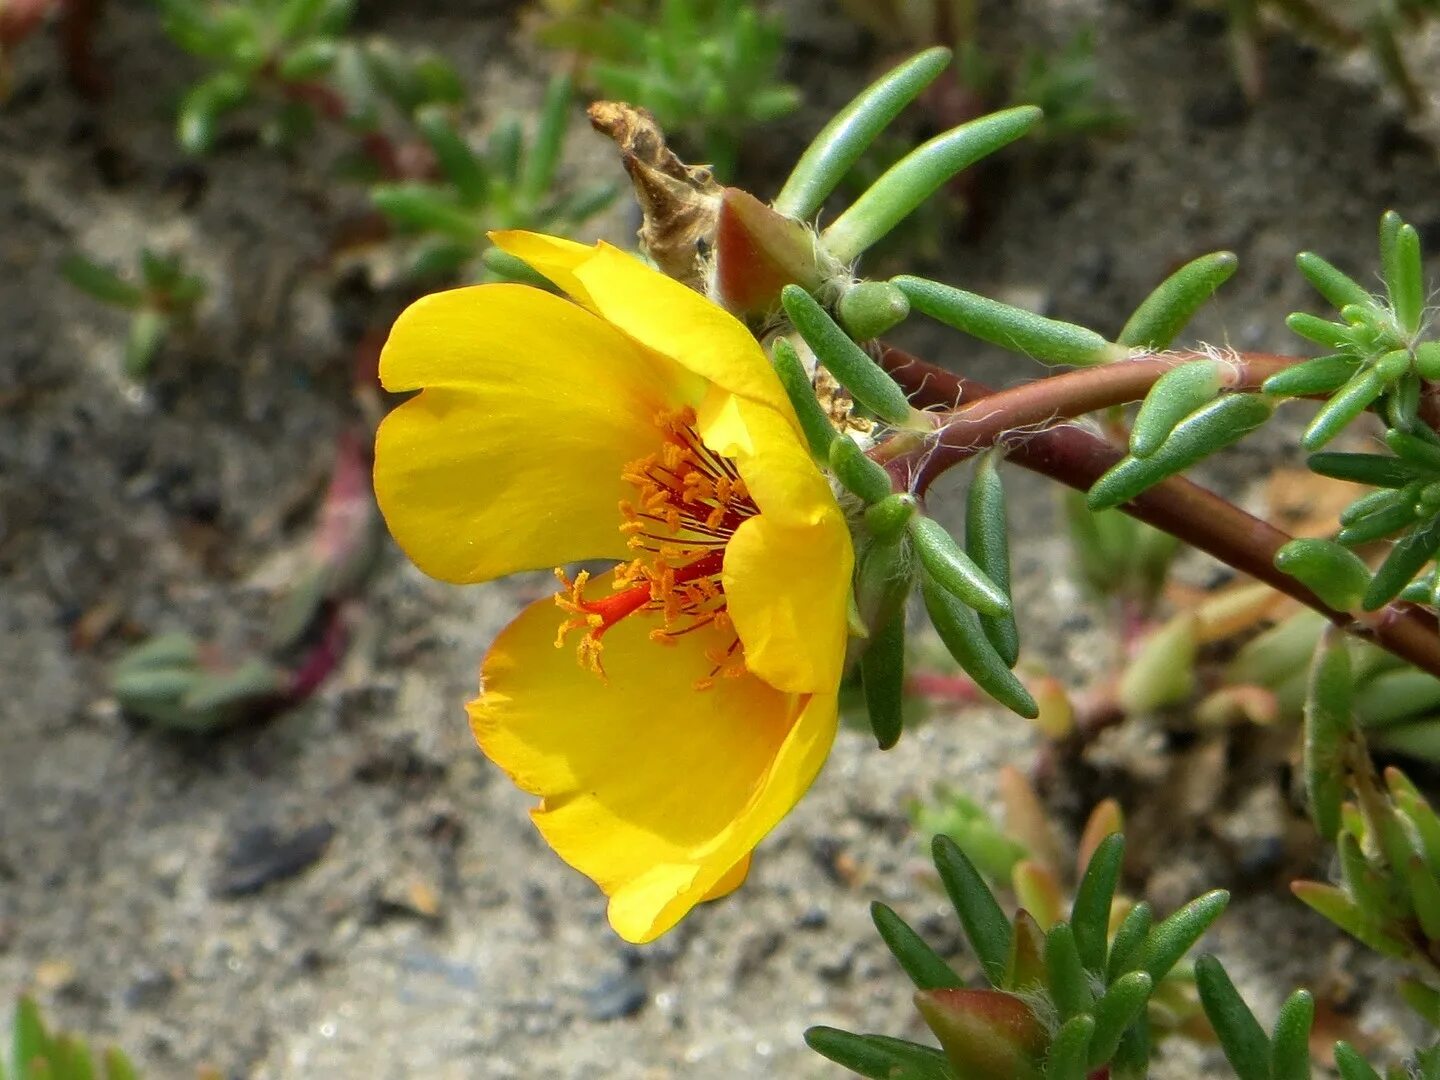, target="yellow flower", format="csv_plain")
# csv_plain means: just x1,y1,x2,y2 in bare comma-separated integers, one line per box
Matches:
373,232,854,943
